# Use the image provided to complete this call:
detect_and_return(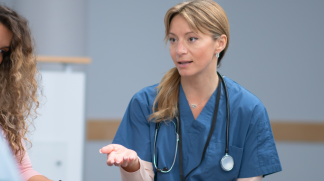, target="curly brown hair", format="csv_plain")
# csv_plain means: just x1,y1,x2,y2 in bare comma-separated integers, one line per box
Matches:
0,5,40,162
